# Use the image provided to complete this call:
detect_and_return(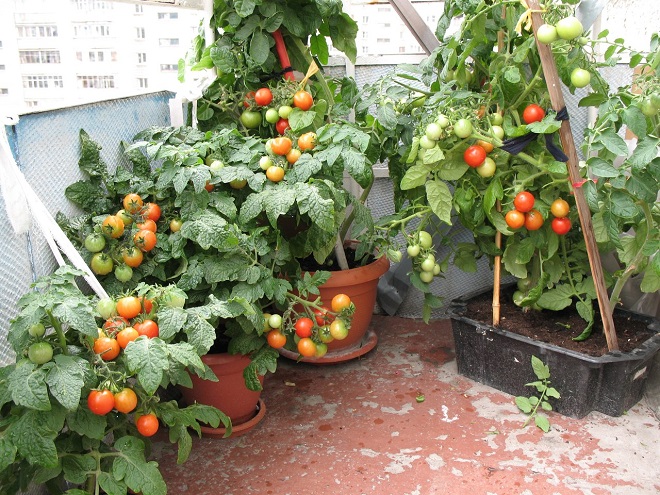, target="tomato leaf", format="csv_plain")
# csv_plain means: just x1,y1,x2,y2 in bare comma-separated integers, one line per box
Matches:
66,406,107,440
179,212,237,251
8,408,64,467
535,414,550,433
537,284,574,311
425,180,452,225
295,183,335,232
112,436,167,495
515,396,532,413
587,157,619,178
44,355,86,411
124,339,169,395
598,129,629,157
9,362,51,411
401,164,430,190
